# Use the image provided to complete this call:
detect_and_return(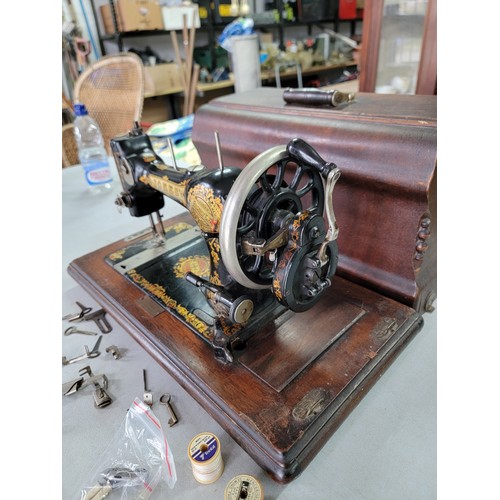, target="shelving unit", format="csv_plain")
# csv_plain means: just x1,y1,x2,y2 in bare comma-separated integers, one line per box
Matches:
88,0,361,121
89,0,363,62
